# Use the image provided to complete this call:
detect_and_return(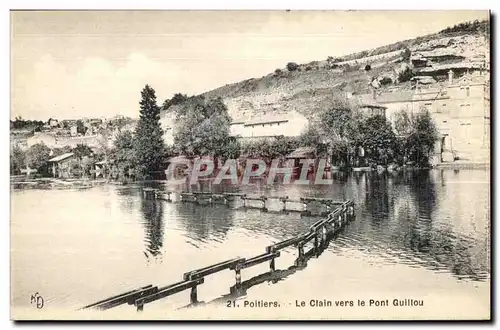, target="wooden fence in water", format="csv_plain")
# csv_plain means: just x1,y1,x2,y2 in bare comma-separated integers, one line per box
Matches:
81,190,355,312
142,188,344,216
